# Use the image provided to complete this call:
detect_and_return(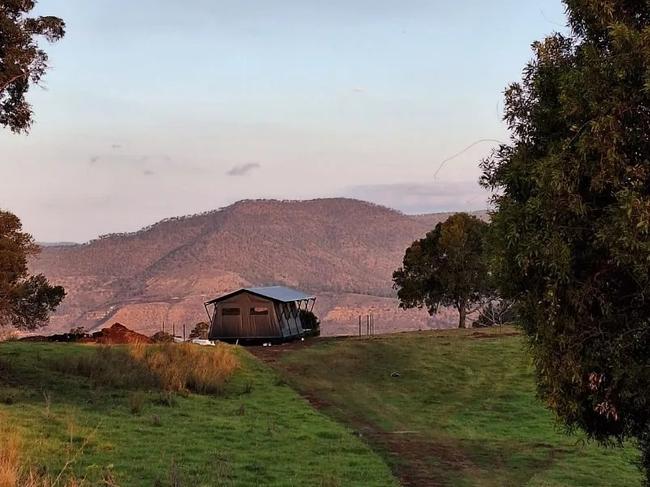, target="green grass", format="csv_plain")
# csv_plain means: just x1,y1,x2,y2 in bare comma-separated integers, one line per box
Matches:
0,342,397,486
275,327,642,487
